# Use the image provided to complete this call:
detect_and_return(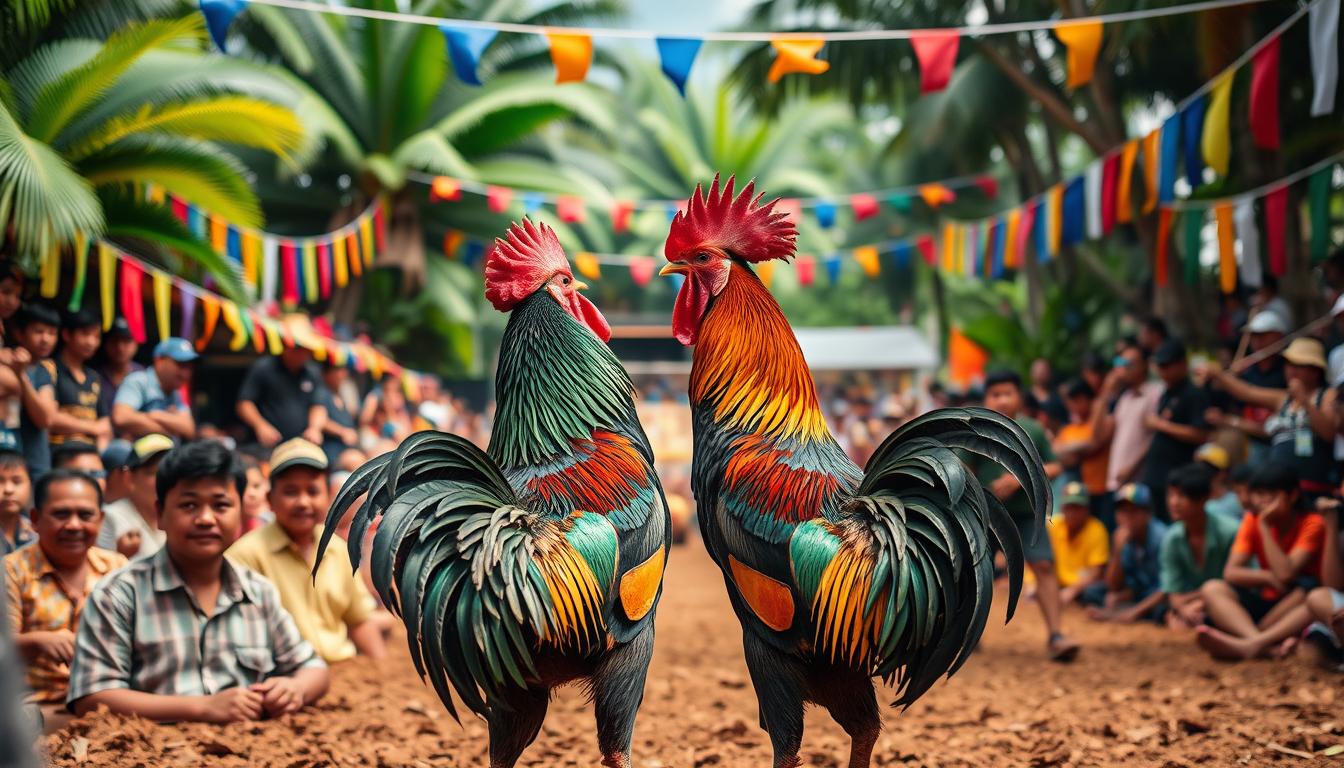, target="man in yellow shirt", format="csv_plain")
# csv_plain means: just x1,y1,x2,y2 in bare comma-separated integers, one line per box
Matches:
227,439,385,663
1048,482,1111,606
